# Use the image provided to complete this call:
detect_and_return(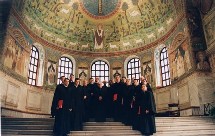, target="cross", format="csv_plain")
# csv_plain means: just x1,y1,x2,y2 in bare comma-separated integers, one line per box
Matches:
98,0,102,15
